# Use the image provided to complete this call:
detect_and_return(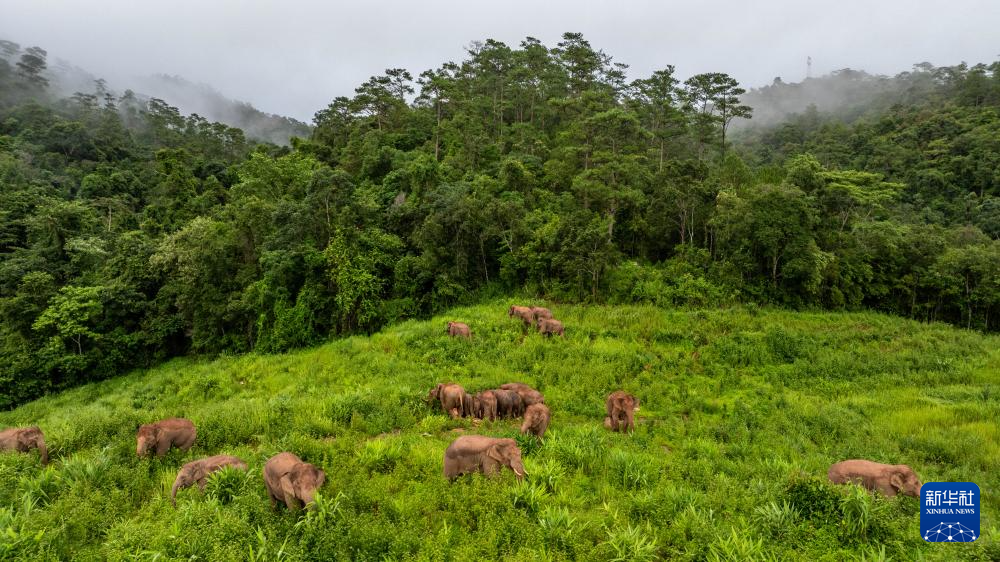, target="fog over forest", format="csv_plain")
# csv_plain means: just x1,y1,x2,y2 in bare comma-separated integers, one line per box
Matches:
3,0,999,121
